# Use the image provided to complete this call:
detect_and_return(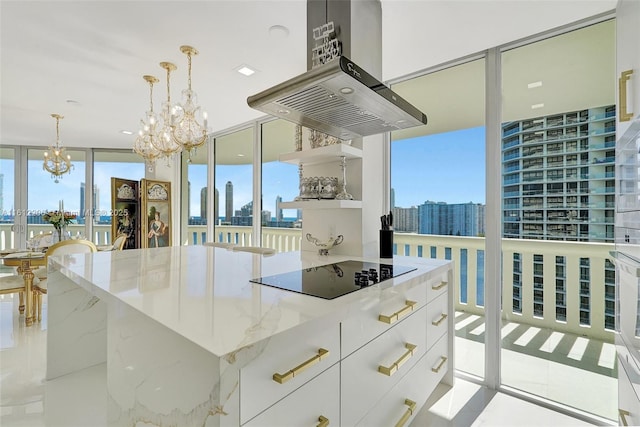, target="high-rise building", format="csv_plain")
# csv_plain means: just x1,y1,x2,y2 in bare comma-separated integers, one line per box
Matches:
225,181,233,222
390,188,395,209
80,182,100,221
418,201,485,236
391,206,418,233
214,188,219,224
501,105,615,242
275,196,283,222
200,187,207,221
